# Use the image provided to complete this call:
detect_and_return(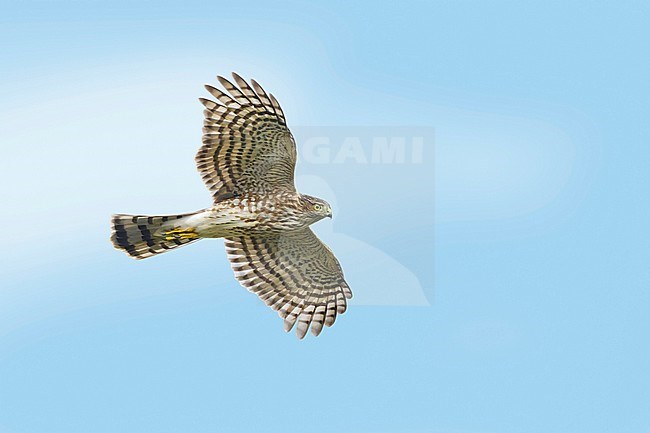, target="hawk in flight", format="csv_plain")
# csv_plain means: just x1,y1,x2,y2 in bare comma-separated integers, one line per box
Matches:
111,73,352,339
